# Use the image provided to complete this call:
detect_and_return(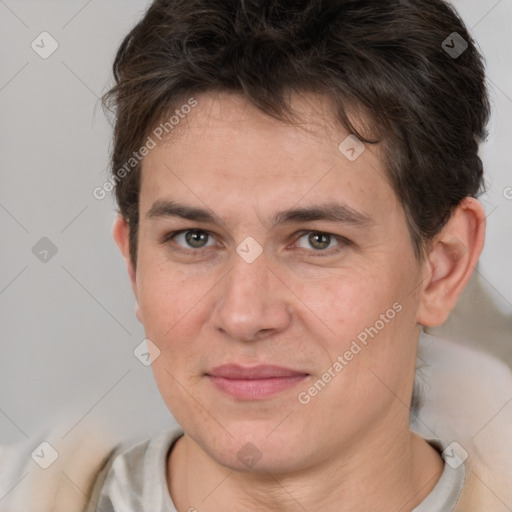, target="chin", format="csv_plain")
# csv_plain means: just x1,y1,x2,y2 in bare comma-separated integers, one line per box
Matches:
198,422,317,474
